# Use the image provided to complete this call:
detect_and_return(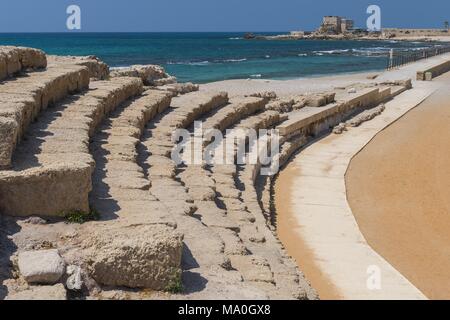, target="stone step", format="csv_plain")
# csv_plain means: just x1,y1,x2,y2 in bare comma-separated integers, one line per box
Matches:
202,96,266,133
0,64,90,169
165,96,311,298
201,108,315,299
47,55,109,80
140,90,252,291
0,46,47,81
235,110,286,132
90,88,175,228
204,110,286,166
276,85,409,139
0,77,143,217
